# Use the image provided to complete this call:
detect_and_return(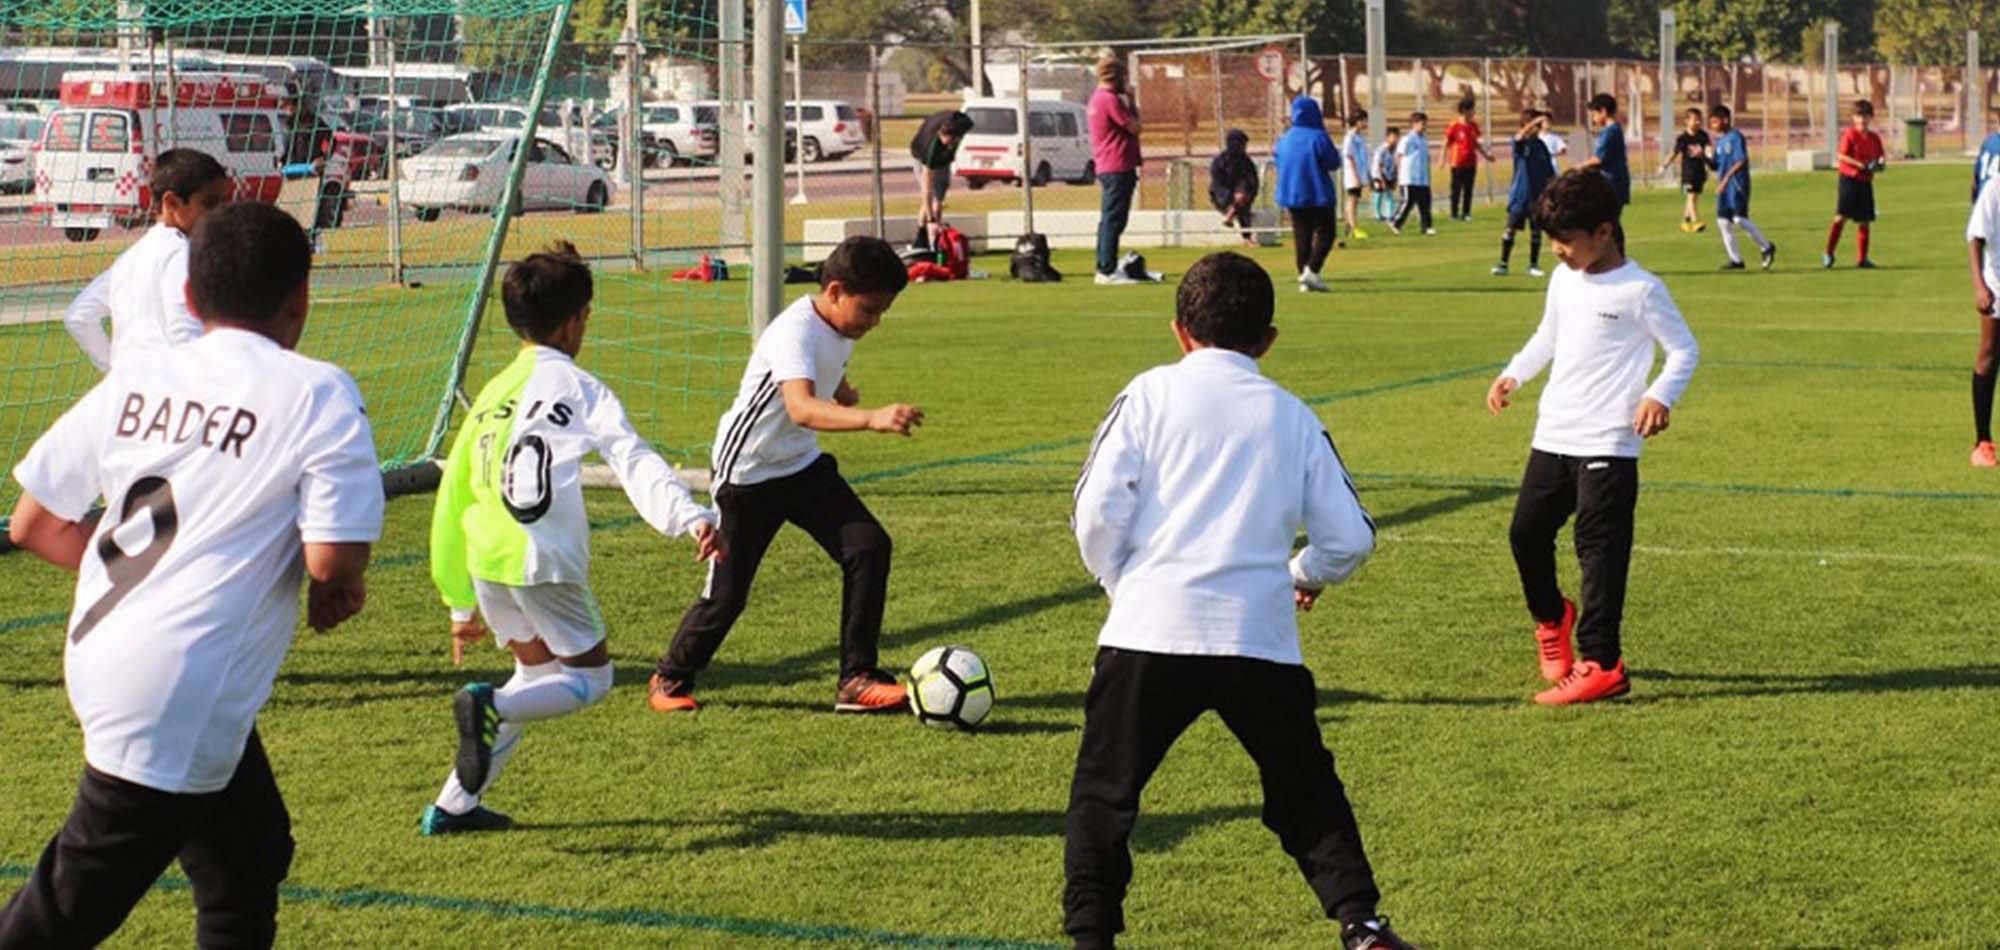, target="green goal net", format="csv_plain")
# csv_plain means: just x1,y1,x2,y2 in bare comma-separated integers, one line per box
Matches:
0,0,750,526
